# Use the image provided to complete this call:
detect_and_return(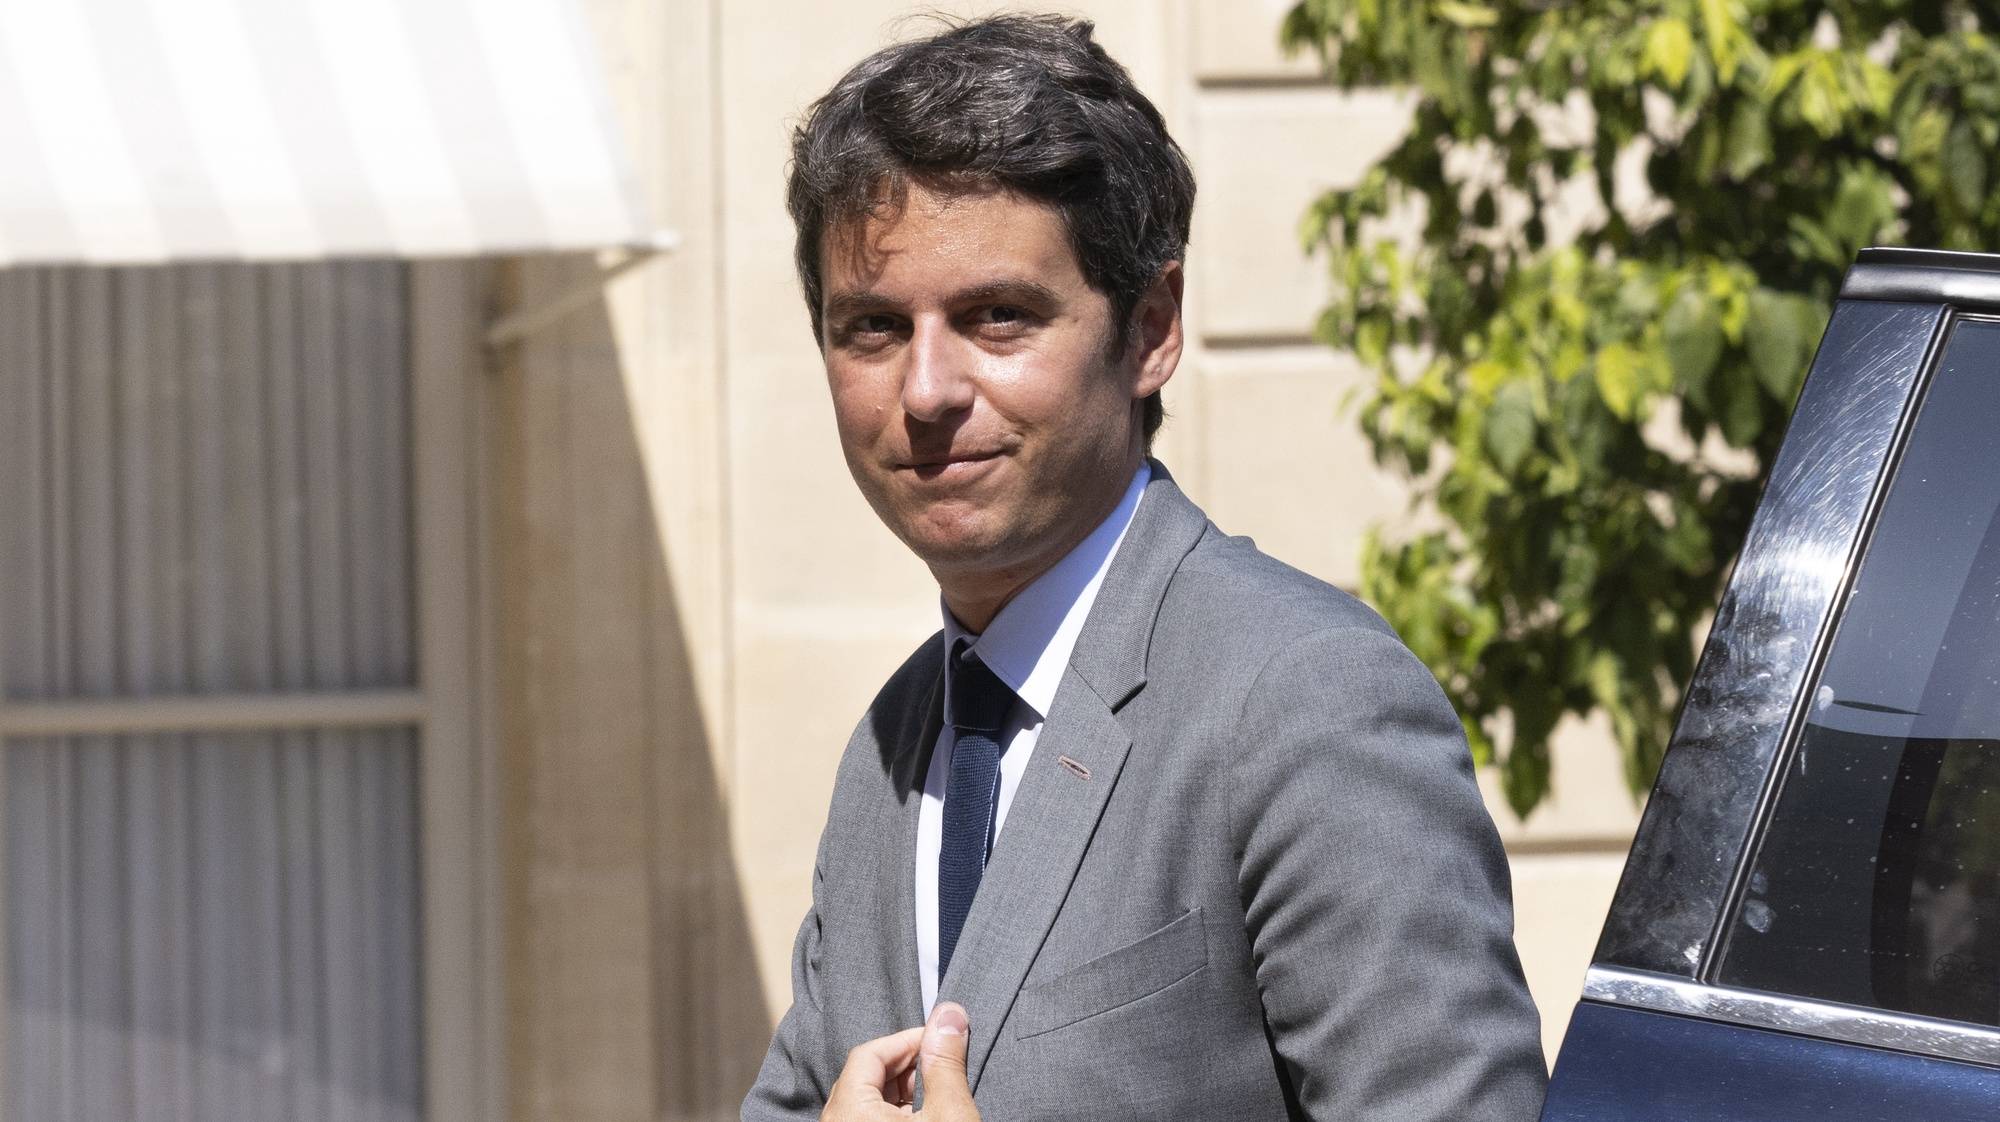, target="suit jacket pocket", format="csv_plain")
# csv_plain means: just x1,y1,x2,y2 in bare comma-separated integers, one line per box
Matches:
1011,907,1209,1040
